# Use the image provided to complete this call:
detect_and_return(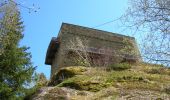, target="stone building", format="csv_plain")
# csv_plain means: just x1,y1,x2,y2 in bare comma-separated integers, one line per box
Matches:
45,23,141,77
